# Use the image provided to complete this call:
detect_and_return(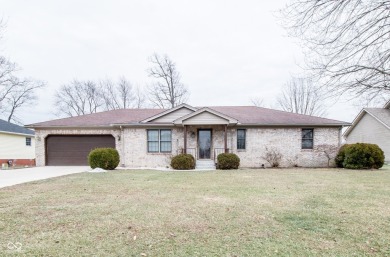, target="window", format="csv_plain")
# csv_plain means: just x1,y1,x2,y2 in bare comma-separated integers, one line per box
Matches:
147,129,172,153
160,129,172,152
302,129,314,149
147,130,159,152
26,137,32,146
237,129,246,150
